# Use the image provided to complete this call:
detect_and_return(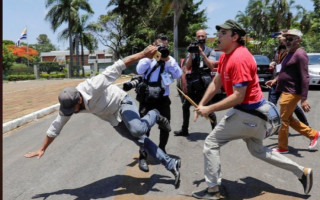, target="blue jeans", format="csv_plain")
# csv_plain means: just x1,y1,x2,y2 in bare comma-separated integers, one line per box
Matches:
268,85,309,126
114,95,176,170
